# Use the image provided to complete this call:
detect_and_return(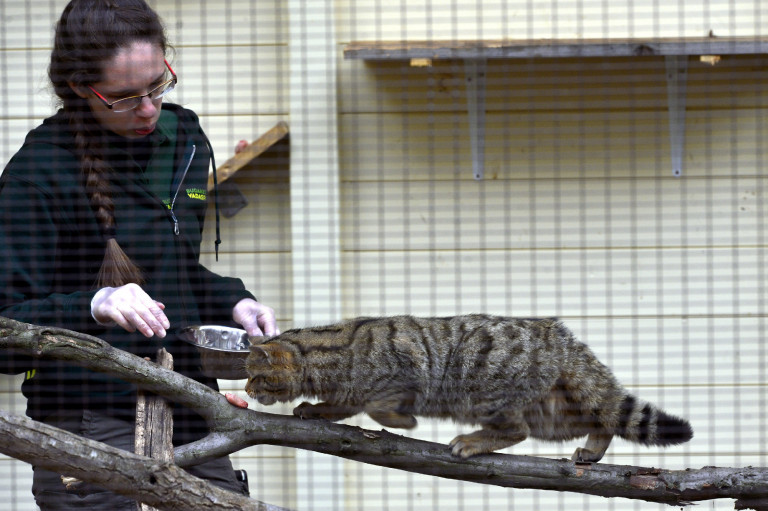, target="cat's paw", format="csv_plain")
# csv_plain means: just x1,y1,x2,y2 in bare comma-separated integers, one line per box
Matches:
448,435,488,458
571,447,603,463
293,401,323,420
